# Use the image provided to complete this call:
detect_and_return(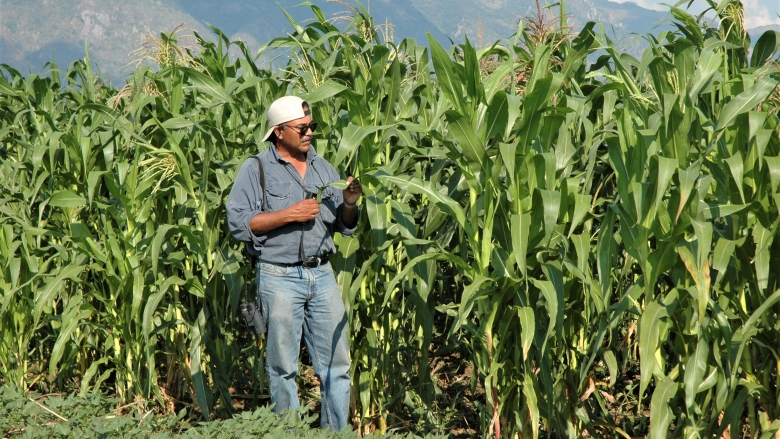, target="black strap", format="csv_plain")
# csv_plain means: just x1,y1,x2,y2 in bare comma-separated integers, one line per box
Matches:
245,155,266,304
248,156,267,212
